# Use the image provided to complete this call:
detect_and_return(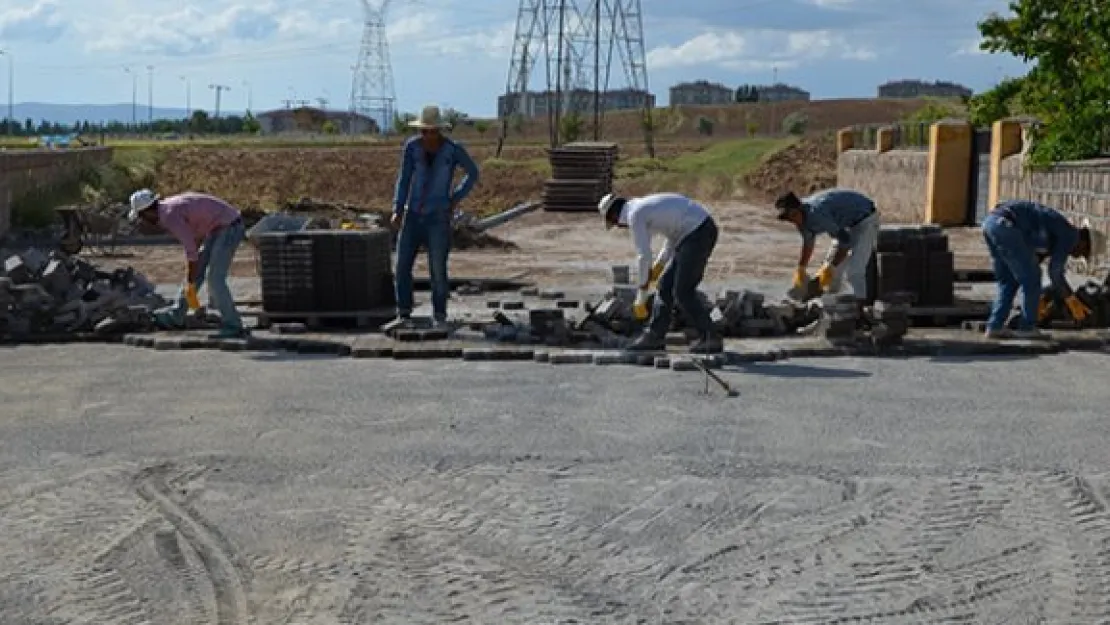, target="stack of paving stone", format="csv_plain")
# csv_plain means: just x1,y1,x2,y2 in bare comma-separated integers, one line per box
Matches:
868,294,911,346
1,246,167,341
818,294,862,344
870,224,954,307
542,142,619,212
